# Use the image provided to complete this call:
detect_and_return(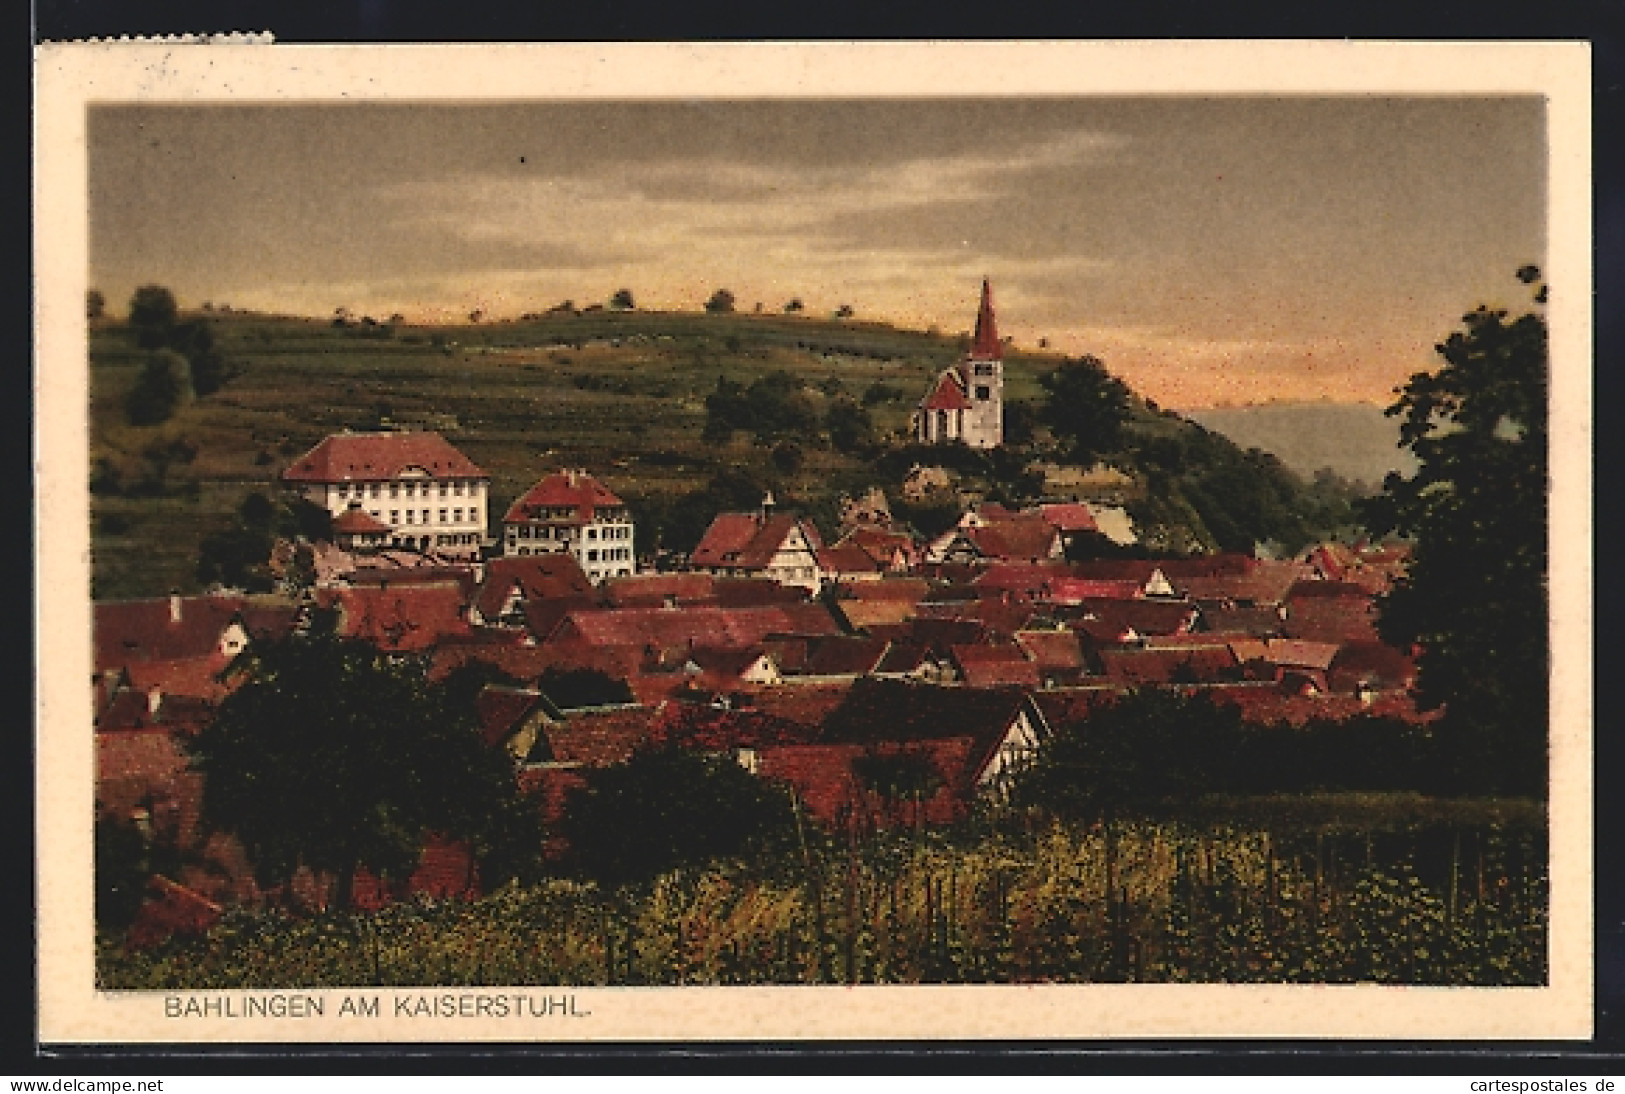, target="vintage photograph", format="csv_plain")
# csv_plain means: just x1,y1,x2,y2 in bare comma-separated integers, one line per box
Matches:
36,42,1592,1041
